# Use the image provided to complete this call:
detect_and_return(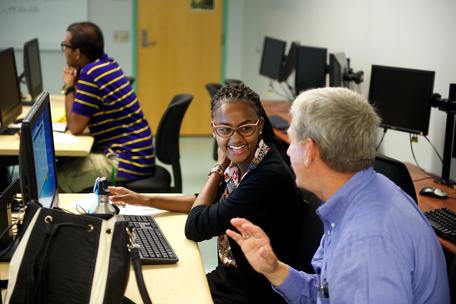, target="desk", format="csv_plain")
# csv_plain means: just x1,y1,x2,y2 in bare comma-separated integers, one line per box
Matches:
262,100,291,143
0,194,213,303
405,163,456,254
0,95,94,157
0,95,94,190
